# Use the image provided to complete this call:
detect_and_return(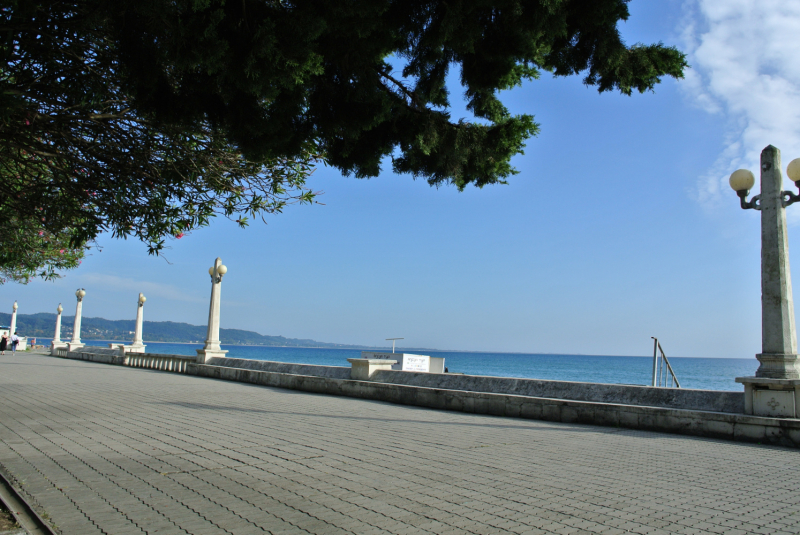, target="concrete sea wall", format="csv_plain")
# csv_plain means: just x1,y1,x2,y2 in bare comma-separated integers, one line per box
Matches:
190,361,800,447
206,357,352,379
57,348,799,447
200,356,744,414
370,369,743,413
